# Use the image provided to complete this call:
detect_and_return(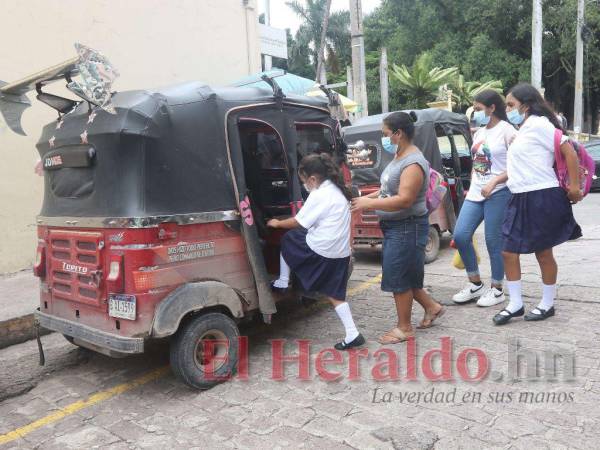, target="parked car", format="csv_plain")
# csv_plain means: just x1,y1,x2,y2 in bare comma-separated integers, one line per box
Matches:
585,139,600,191
343,109,473,263
0,53,352,390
